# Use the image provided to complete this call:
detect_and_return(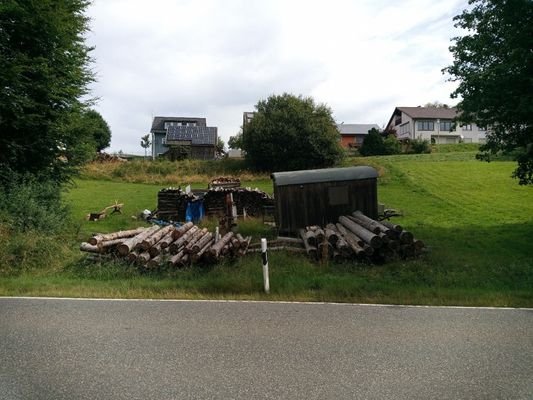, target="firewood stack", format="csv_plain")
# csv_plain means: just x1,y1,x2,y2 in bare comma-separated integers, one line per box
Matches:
299,211,425,263
156,187,196,221
203,187,273,217
209,177,241,189
80,223,252,268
